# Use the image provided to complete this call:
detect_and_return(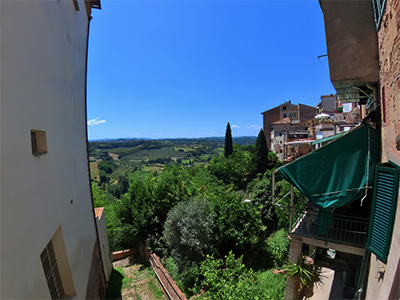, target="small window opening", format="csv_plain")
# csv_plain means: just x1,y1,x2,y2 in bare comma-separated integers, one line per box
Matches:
283,113,287,118
283,106,287,111
41,240,65,299
31,130,47,156
72,0,80,11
